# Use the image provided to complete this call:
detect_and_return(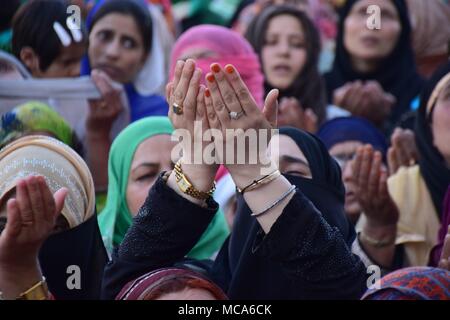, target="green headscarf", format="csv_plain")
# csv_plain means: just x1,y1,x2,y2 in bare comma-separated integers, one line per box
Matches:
98,116,229,258
0,101,73,148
